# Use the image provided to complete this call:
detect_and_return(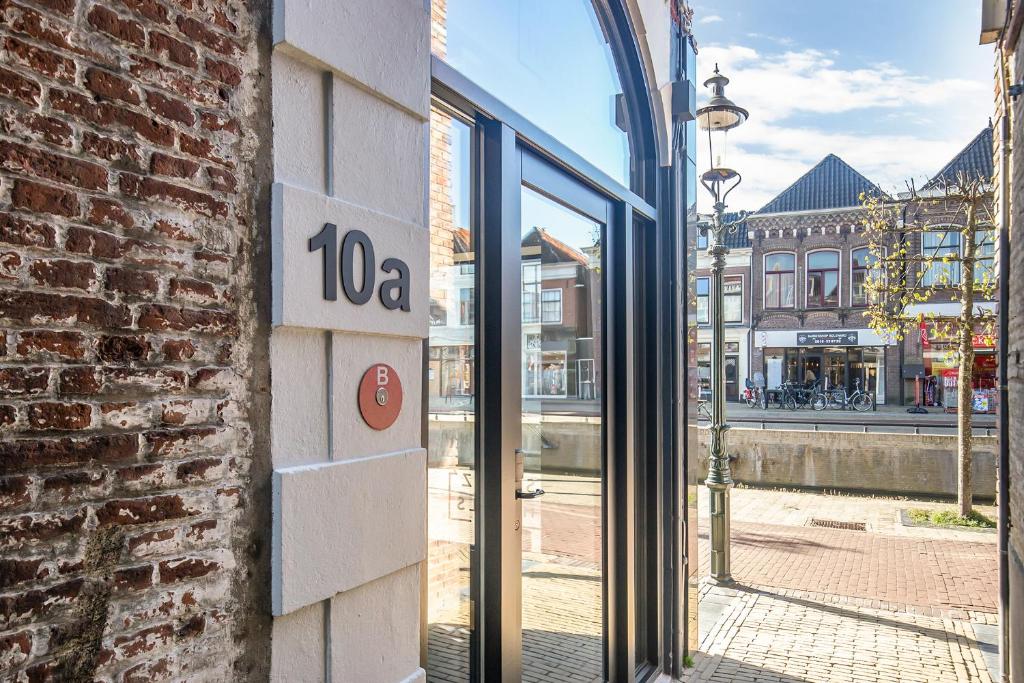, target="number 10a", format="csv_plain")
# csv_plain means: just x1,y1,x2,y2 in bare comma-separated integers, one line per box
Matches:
308,222,411,311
